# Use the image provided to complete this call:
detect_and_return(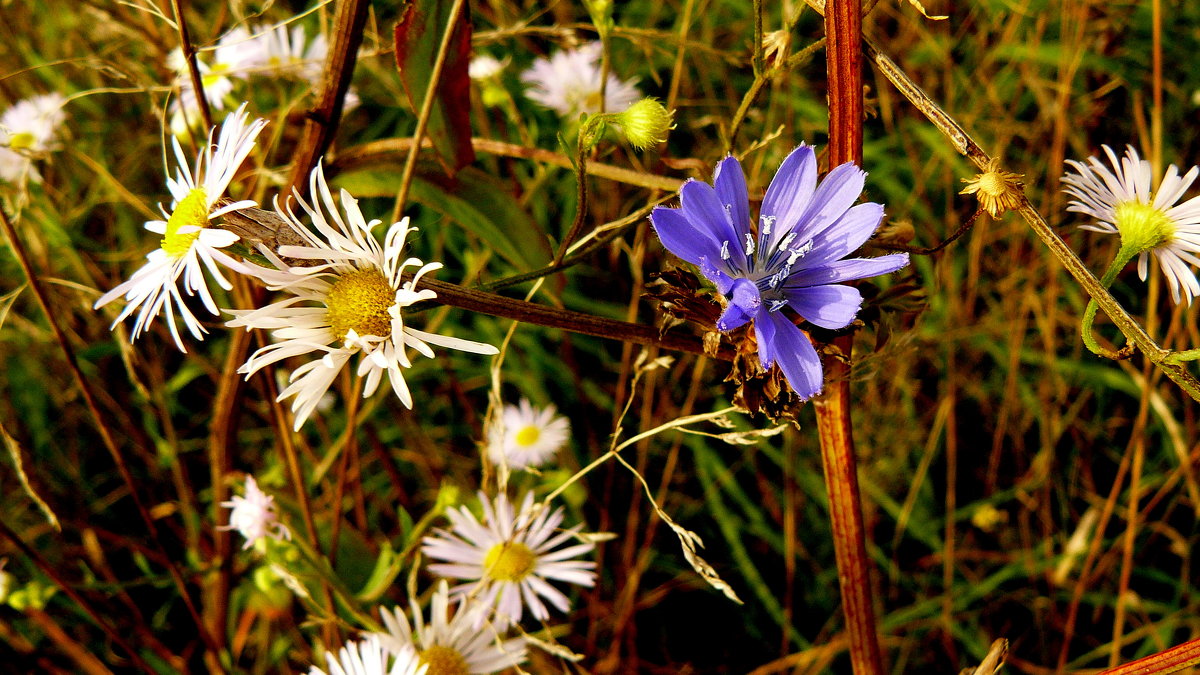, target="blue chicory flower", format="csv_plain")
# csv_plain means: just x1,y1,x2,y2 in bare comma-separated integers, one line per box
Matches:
650,144,910,398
